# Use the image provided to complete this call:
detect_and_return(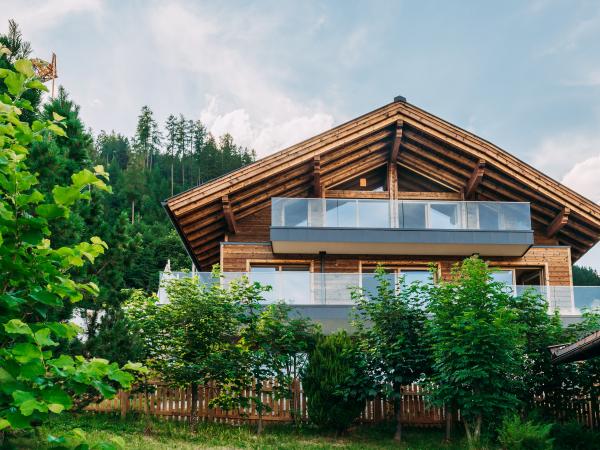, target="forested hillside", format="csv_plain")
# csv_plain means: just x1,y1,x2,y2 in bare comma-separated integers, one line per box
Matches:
0,21,255,358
